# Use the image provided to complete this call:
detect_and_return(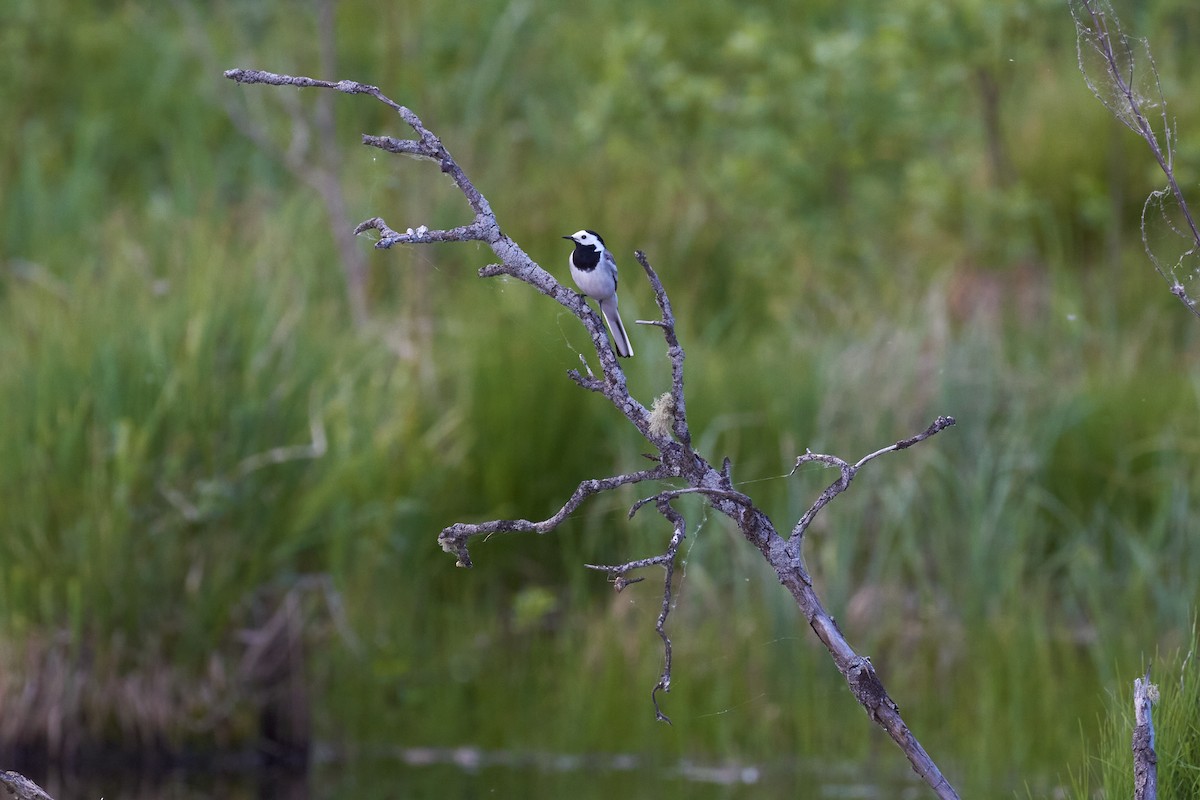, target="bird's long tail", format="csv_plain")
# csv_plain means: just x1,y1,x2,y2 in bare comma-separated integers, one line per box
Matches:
600,297,633,358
